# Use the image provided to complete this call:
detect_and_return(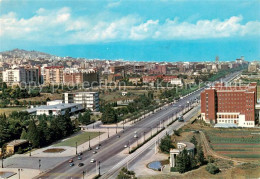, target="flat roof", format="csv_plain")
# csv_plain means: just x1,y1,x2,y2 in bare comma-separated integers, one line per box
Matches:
26,103,81,113
7,139,28,147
